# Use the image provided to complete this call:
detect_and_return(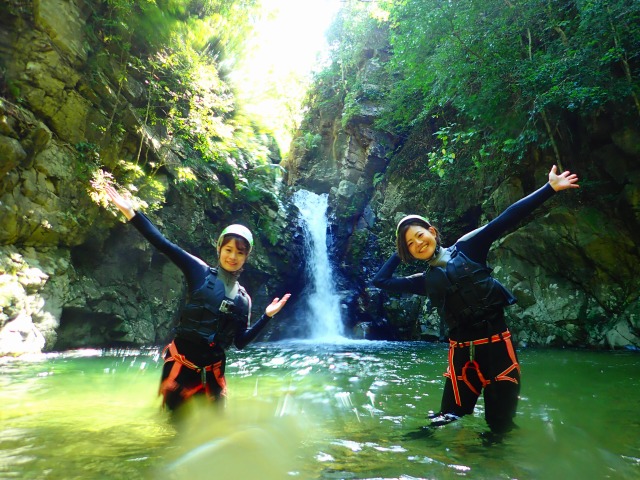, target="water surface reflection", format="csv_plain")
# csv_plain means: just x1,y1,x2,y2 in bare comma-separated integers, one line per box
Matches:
0,341,638,479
